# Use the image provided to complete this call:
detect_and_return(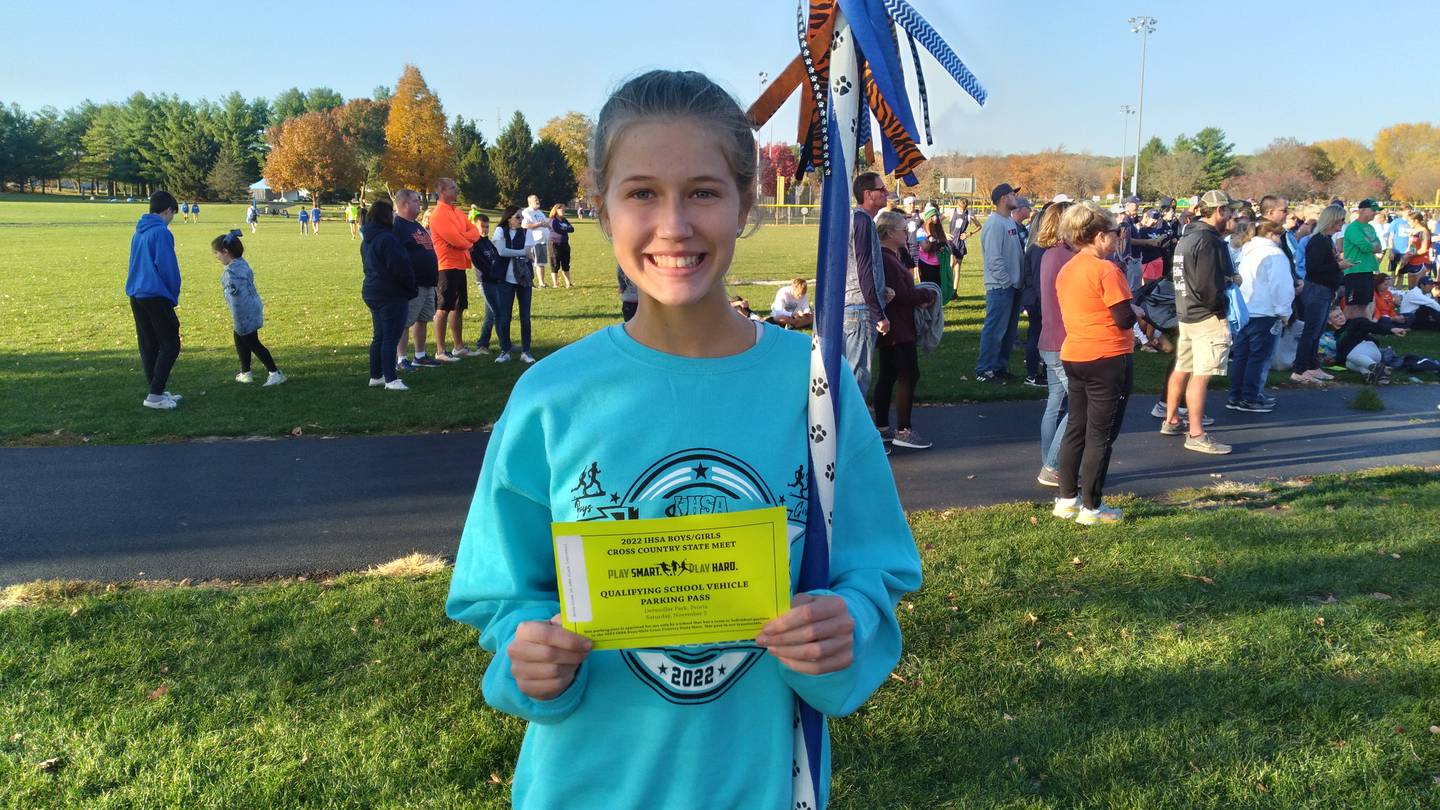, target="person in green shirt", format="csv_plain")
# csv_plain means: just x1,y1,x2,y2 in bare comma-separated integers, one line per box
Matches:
1341,199,1383,318
346,202,360,240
